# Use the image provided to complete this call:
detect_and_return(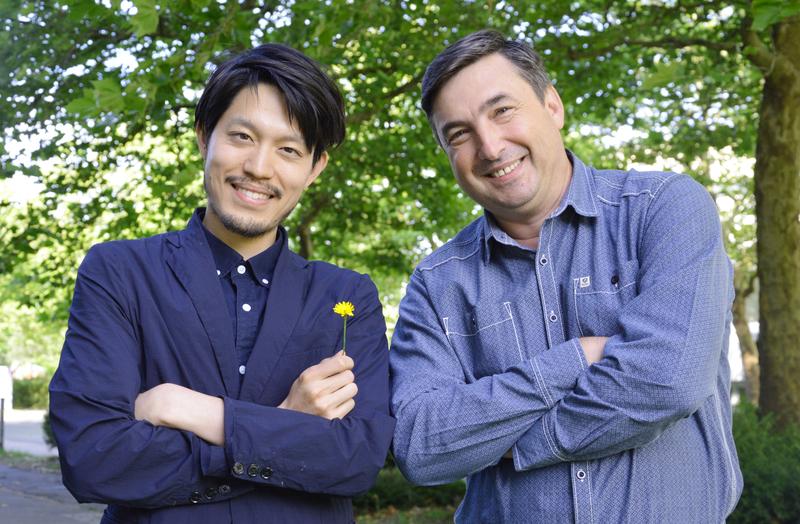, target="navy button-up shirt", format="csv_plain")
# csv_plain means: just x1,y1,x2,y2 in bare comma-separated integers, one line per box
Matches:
203,226,281,384
390,152,742,523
